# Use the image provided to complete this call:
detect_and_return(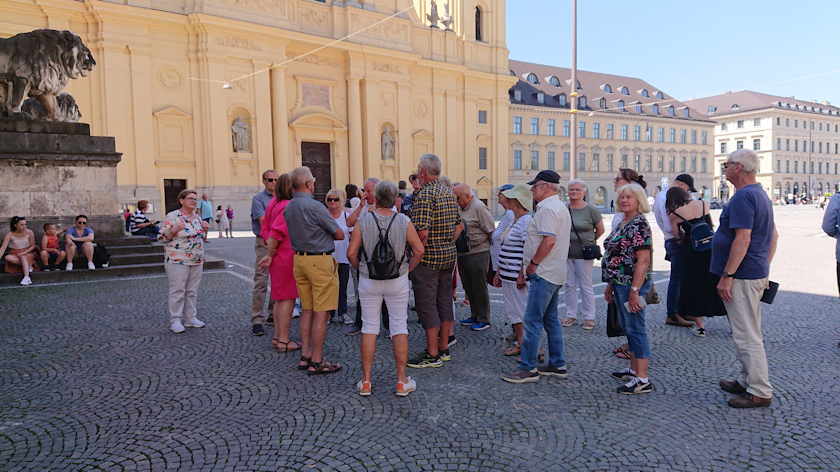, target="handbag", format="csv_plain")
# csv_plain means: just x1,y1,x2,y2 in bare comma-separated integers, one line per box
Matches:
455,222,470,254
606,301,625,337
569,206,602,260
645,282,661,305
